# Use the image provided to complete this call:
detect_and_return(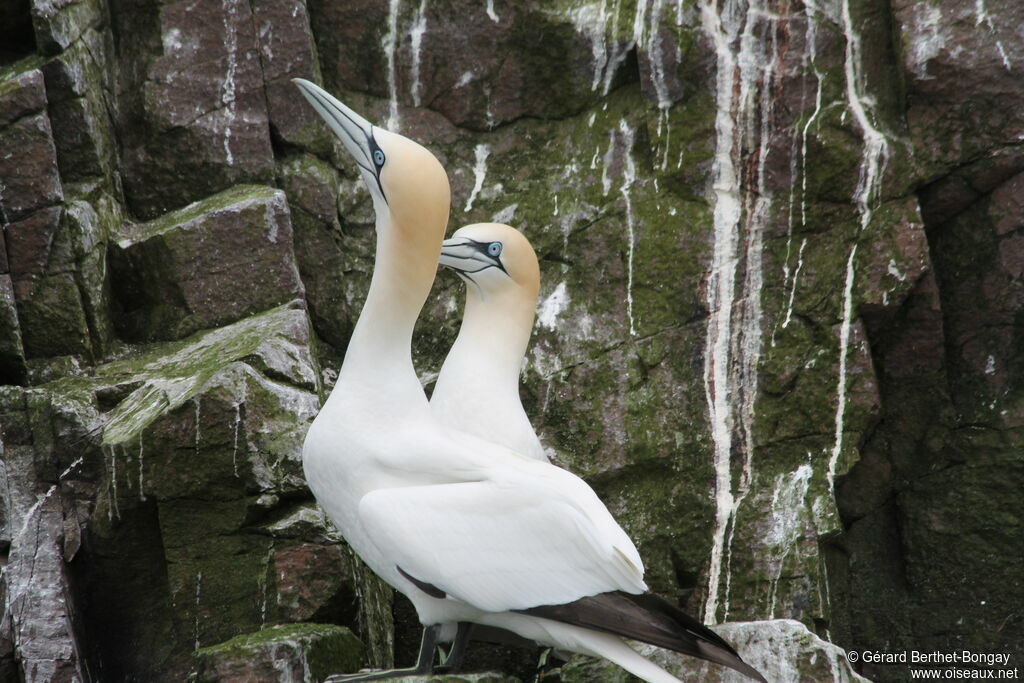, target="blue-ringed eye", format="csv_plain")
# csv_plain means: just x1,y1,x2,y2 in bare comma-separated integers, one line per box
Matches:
373,149,385,166
487,241,502,258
